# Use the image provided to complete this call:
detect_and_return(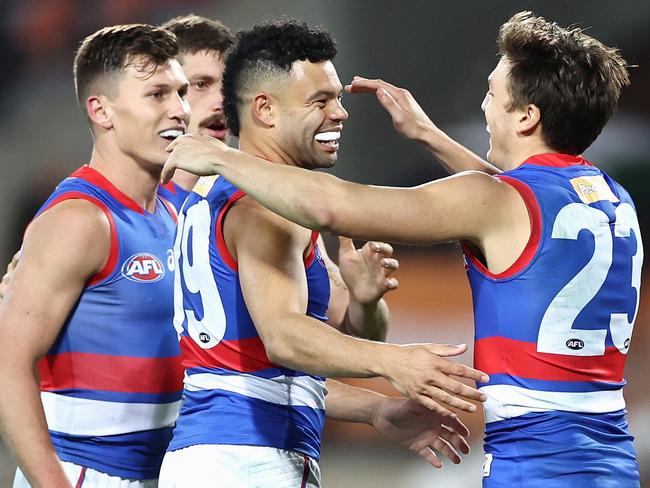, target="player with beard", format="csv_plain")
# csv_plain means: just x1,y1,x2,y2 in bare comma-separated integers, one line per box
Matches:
158,20,488,487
